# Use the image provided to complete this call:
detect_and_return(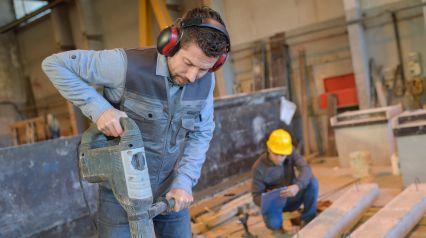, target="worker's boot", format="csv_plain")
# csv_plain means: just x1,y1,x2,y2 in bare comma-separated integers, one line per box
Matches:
290,216,301,227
